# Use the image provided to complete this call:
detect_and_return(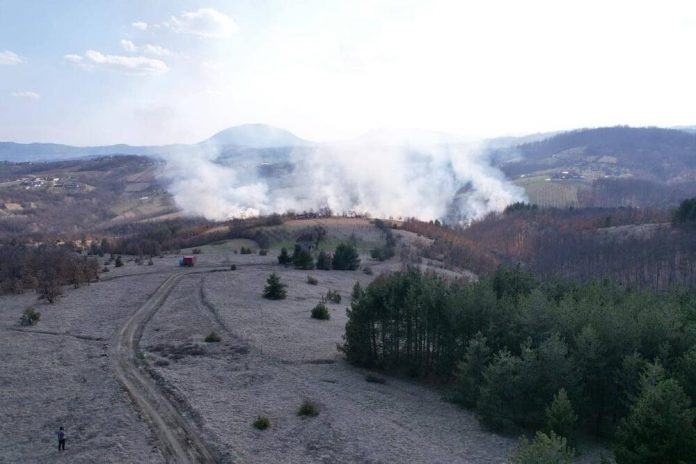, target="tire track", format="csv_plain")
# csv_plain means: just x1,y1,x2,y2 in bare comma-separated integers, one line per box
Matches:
110,270,220,463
